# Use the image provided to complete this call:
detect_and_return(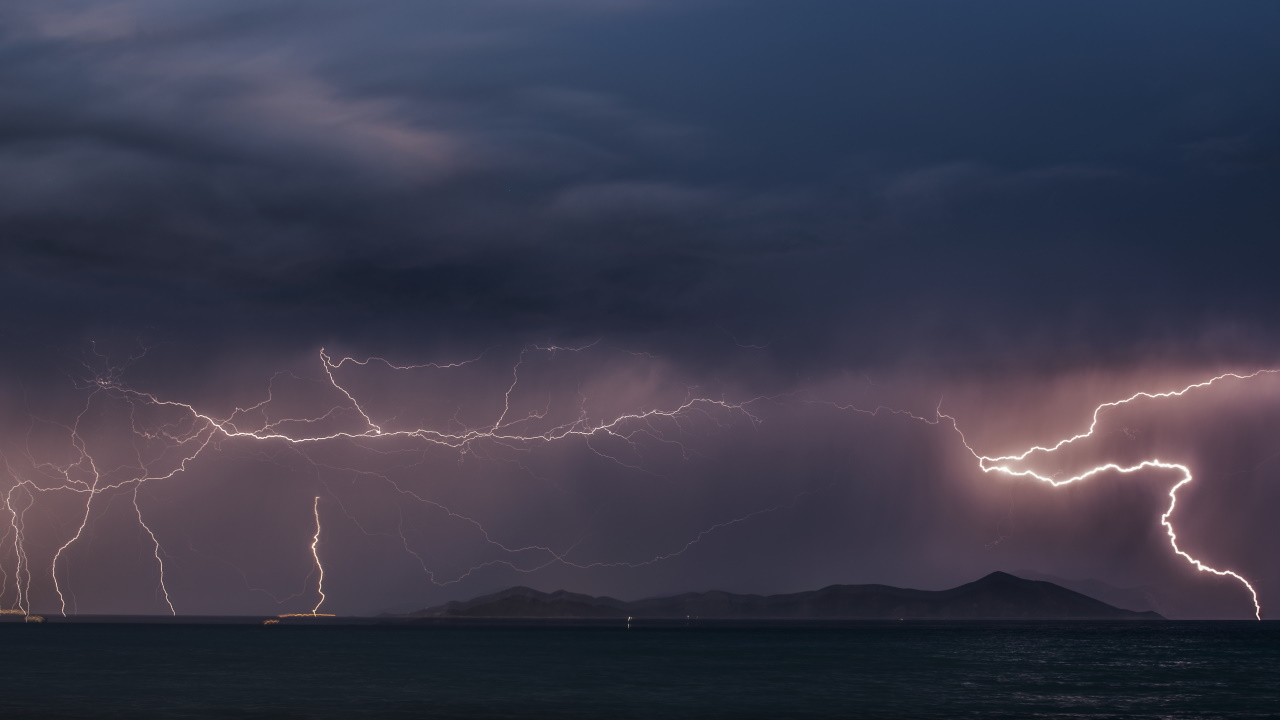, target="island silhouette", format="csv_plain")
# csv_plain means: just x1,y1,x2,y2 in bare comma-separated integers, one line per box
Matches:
409,572,1162,620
